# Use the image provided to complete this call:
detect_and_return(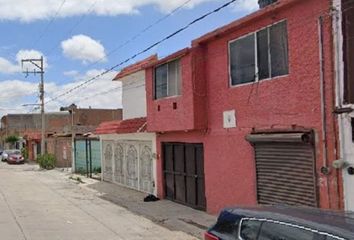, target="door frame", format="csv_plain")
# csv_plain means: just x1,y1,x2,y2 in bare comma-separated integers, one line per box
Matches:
162,142,206,210
332,0,354,211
